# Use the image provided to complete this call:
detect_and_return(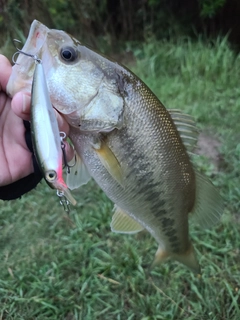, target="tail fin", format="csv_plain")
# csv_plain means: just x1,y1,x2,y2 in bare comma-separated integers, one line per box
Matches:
152,244,200,273
173,243,200,273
